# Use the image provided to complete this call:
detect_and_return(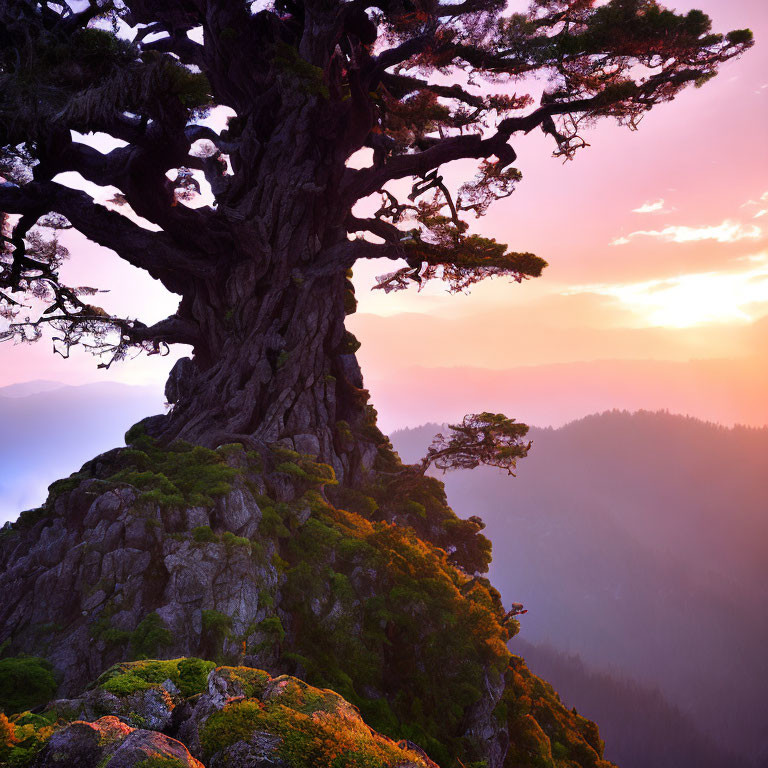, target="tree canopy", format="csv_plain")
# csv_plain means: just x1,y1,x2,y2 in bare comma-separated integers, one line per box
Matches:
422,412,531,474
0,0,752,368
